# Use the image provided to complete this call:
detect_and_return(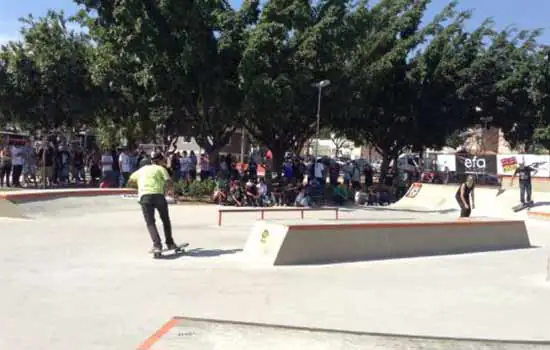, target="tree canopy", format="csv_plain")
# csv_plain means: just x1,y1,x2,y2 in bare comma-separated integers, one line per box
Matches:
0,0,549,171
